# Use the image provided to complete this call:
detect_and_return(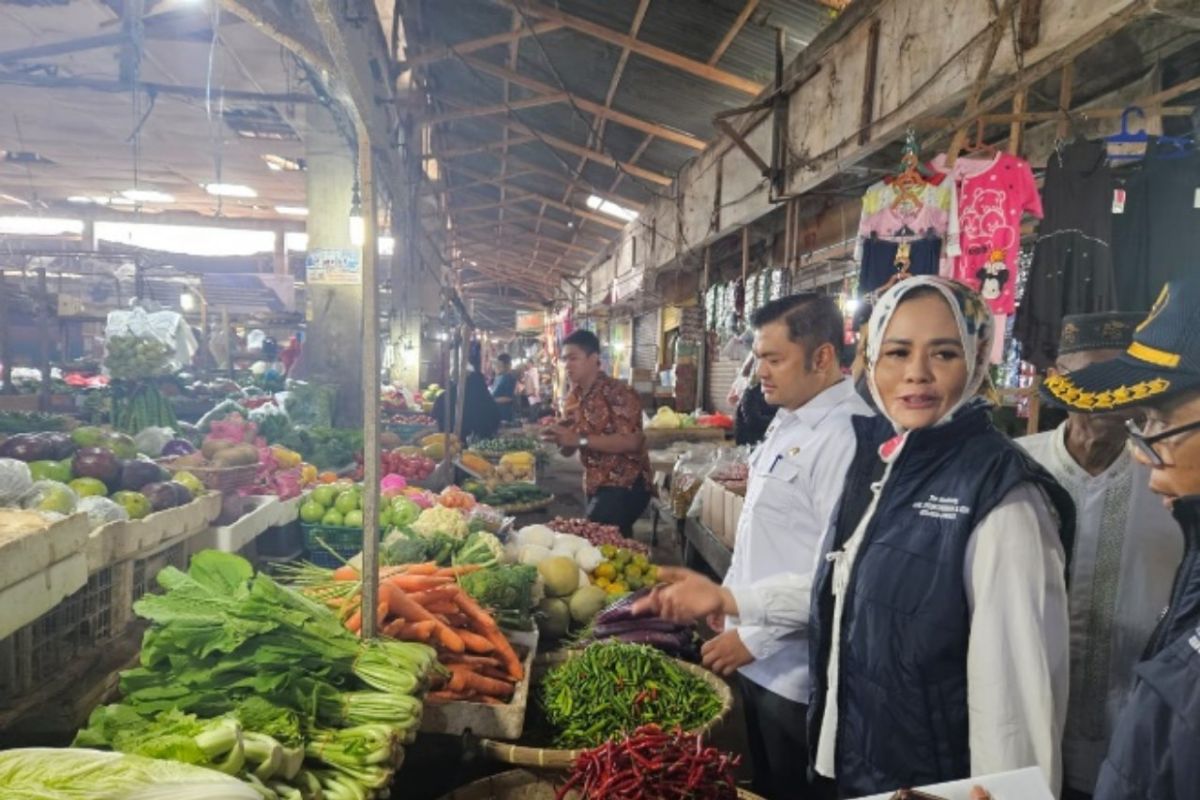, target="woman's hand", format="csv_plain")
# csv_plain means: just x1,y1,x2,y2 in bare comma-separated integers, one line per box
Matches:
632,567,736,623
